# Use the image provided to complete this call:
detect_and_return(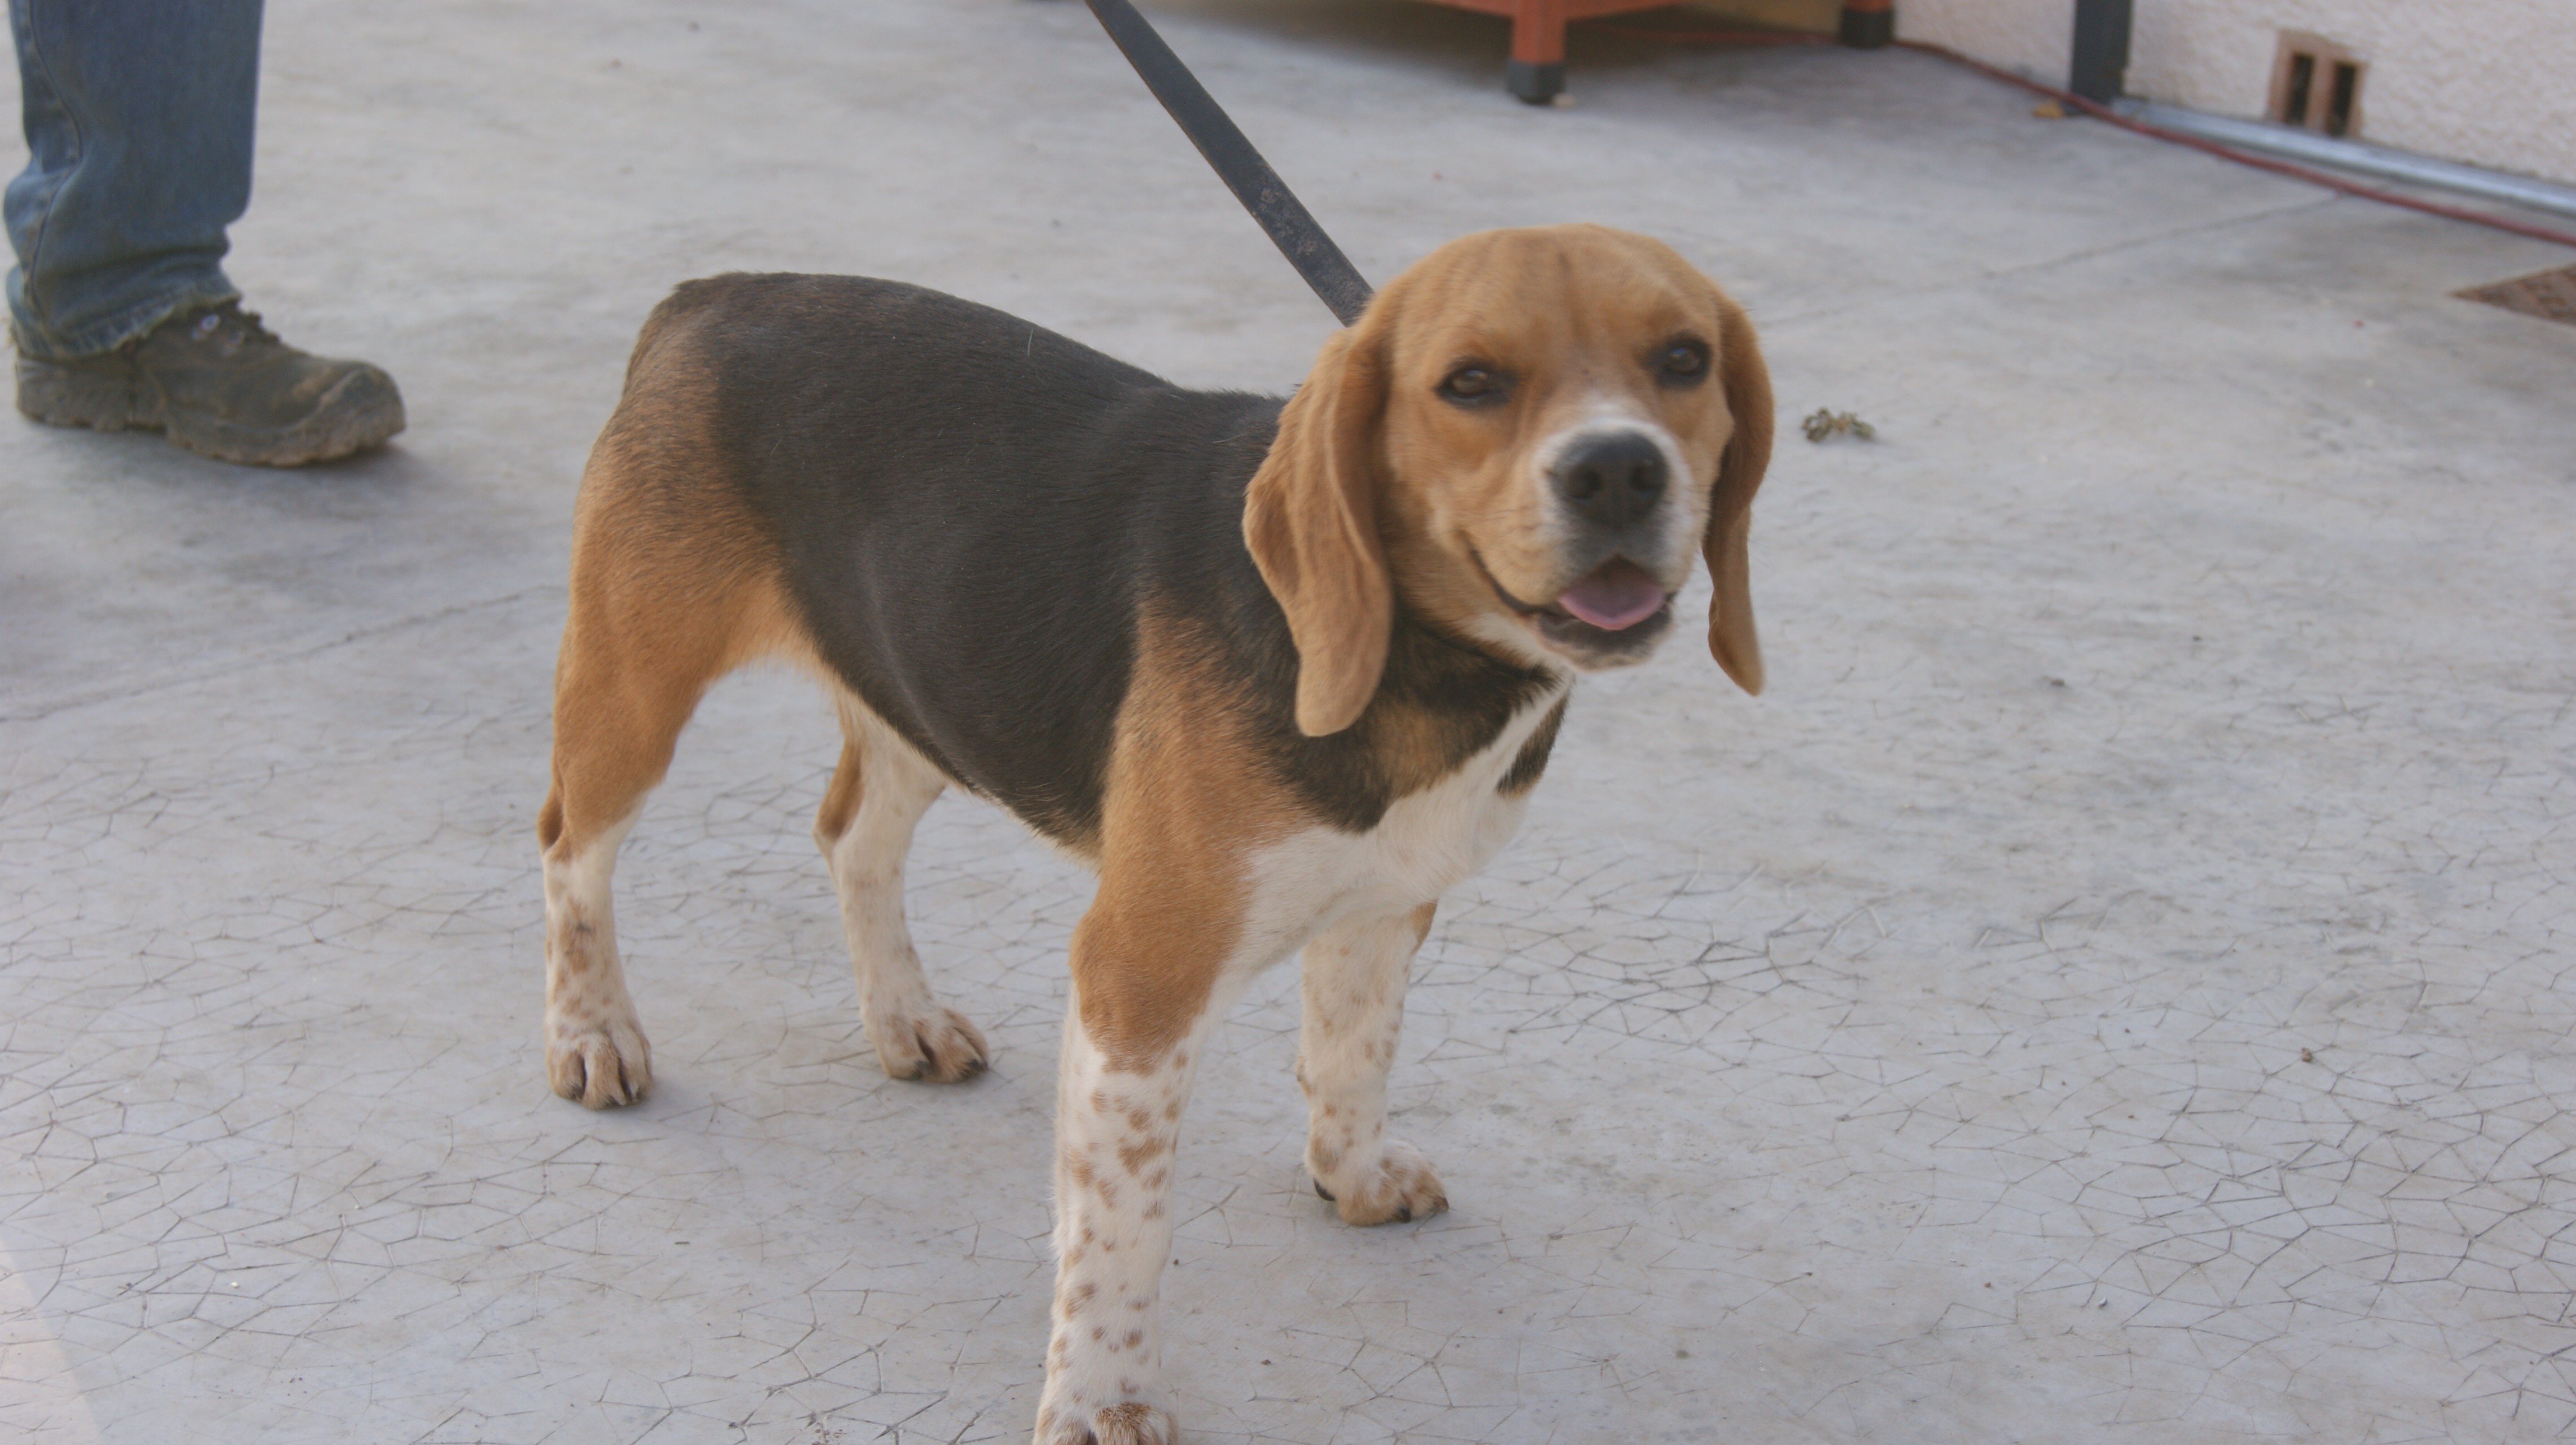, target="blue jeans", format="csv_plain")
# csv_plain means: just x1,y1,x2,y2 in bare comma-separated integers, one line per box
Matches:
7,0,262,360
